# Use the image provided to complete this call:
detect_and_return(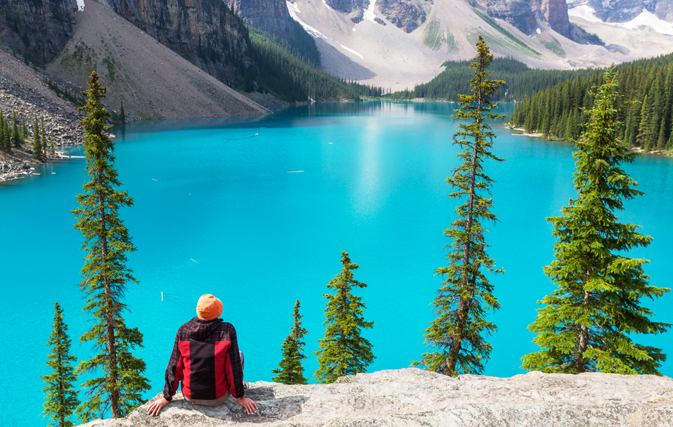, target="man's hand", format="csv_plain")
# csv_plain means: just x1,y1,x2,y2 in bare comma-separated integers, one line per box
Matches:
235,396,258,414
147,397,170,416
